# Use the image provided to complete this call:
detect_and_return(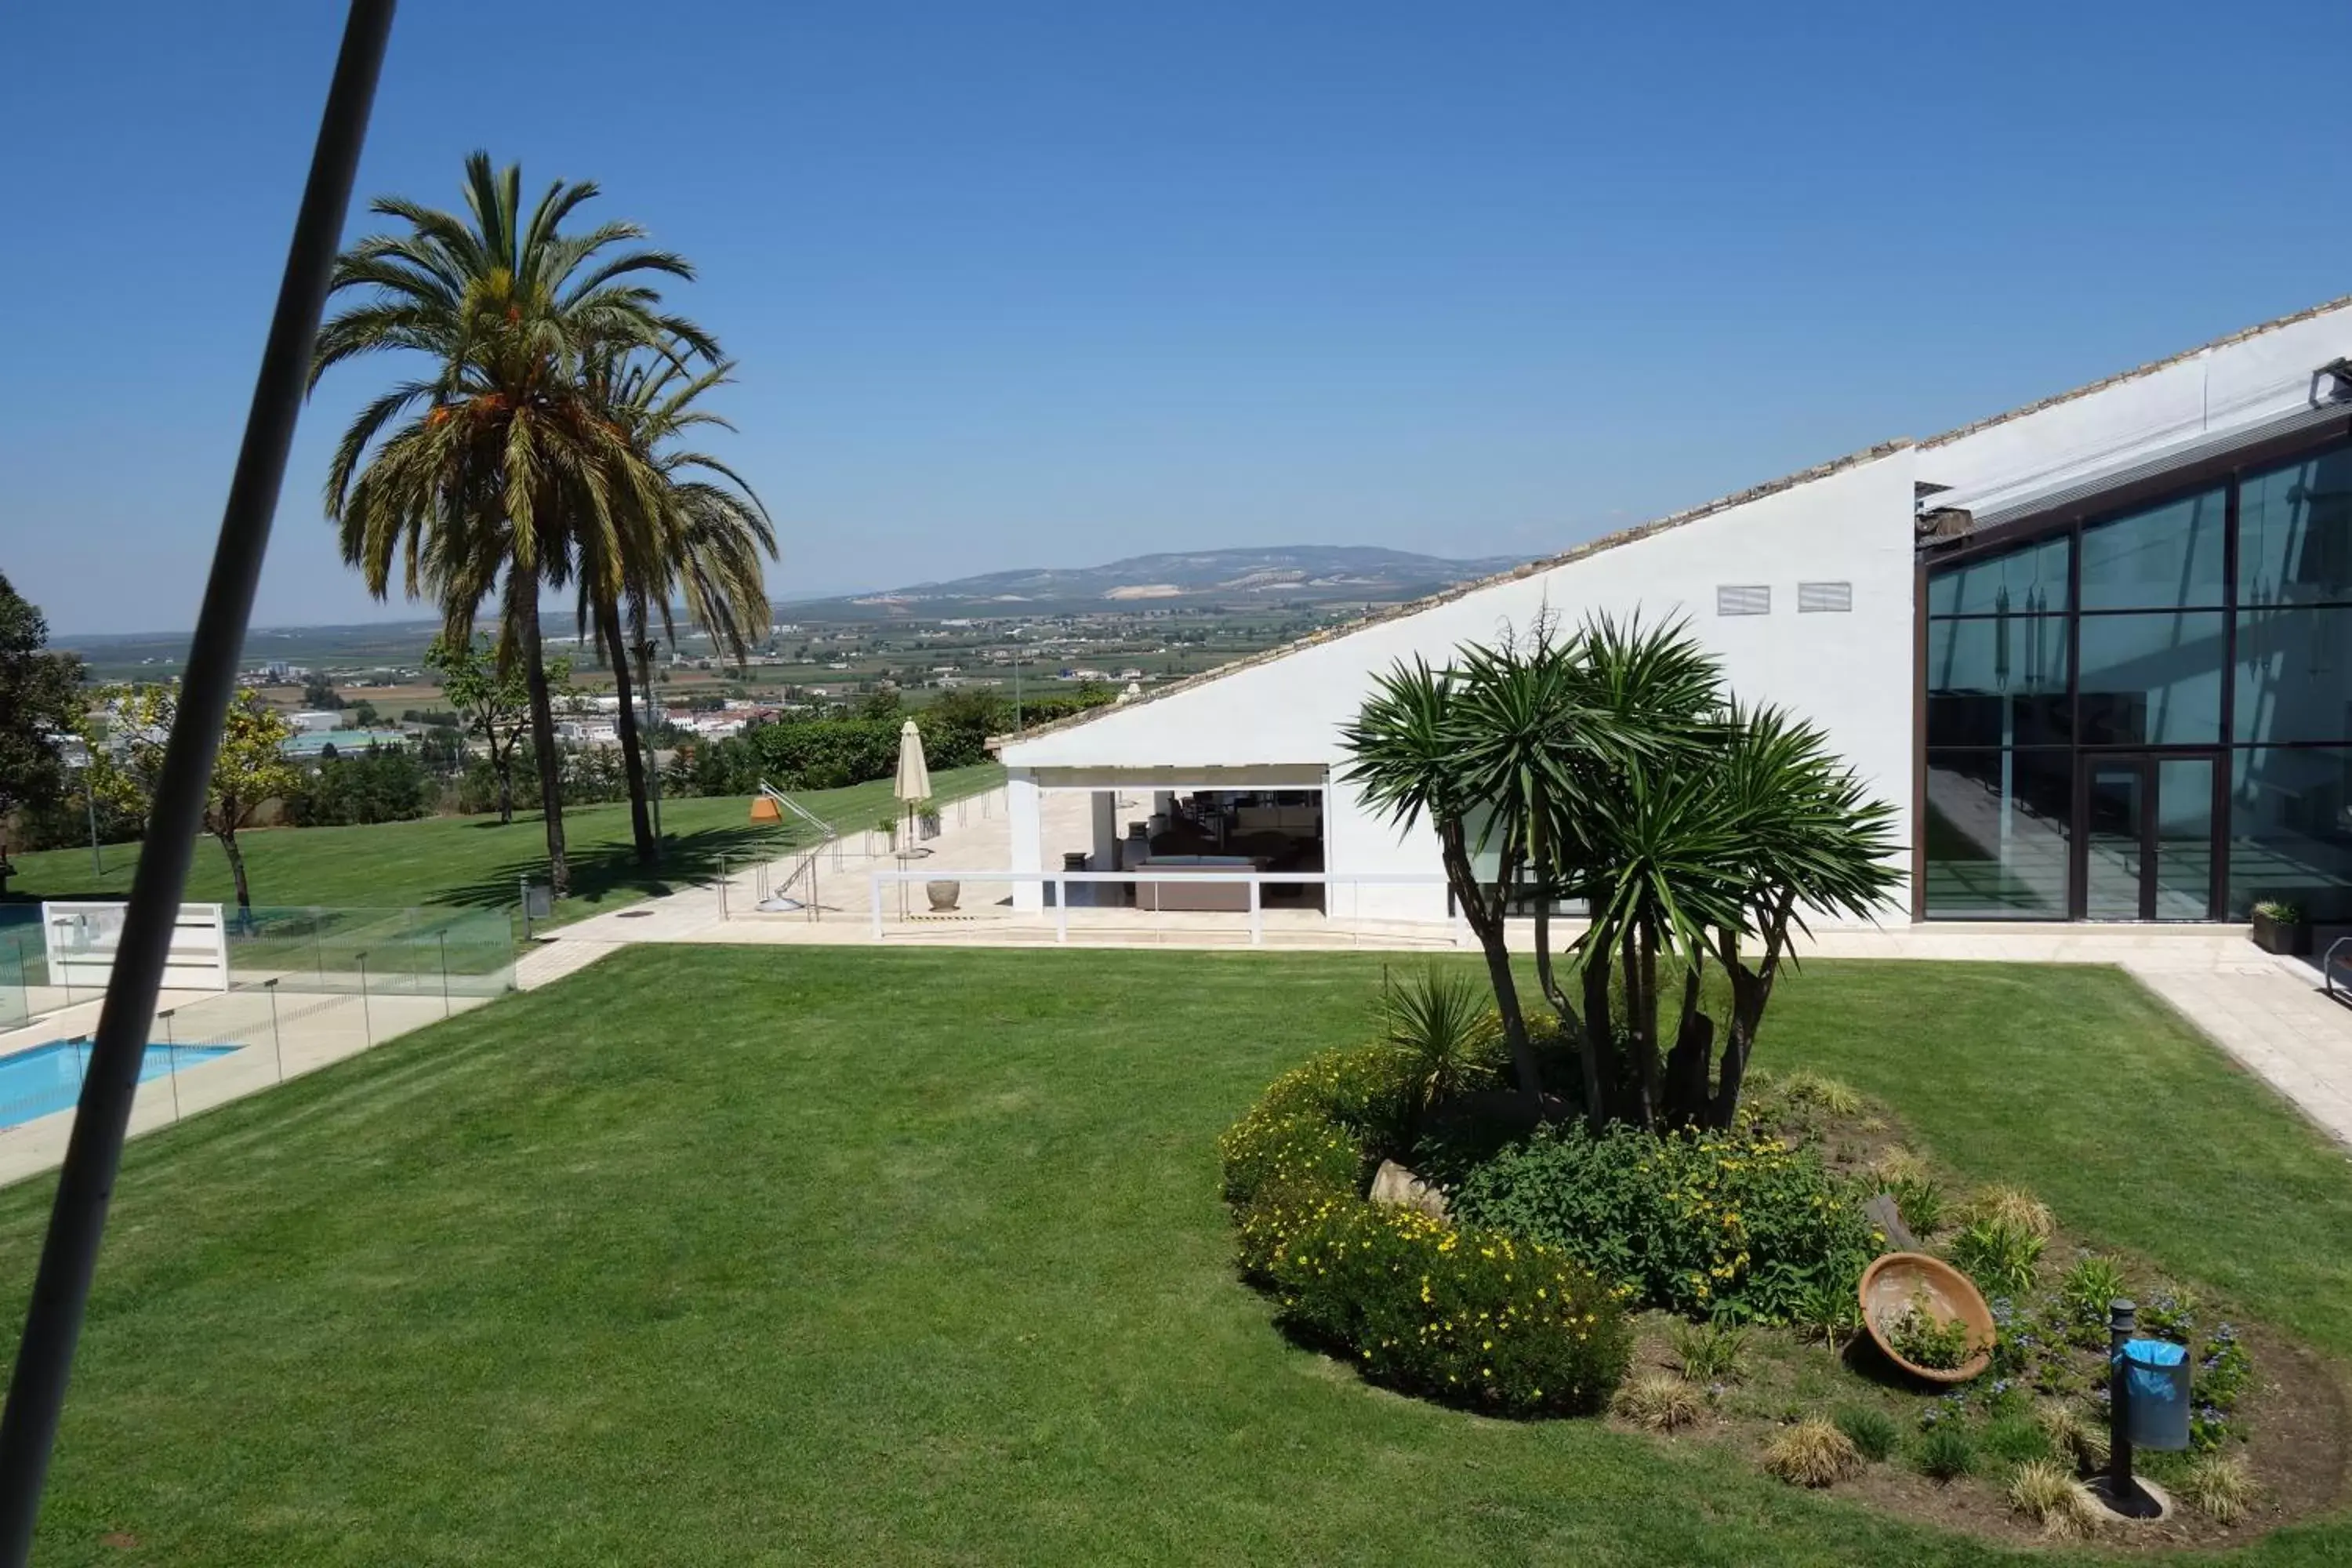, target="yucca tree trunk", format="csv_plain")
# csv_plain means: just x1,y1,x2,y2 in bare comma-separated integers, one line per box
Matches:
598,600,654,866
513,583,570,898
